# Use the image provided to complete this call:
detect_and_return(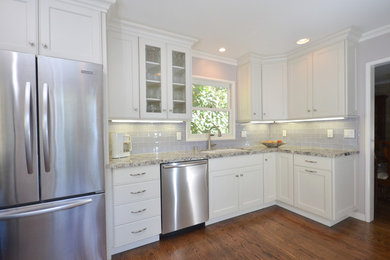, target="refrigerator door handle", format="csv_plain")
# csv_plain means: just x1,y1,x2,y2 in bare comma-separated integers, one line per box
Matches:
24,82,33,174
42,83,51,172
0,198,92,220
